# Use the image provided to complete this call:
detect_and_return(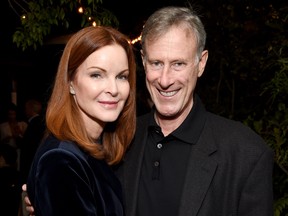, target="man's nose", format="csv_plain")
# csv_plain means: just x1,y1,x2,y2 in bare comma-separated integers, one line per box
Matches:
158,66,173,88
